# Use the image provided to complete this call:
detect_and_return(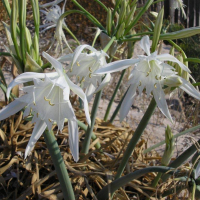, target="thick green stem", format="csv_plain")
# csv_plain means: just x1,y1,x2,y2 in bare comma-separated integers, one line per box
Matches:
96,166,176,200
104,69,126,121
63,25,80,45
115,98,157,179
81,90,102,155
162,138,200,181
43,130,75,200
143,124,200,154
0,52,11,57
77,120,101,149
